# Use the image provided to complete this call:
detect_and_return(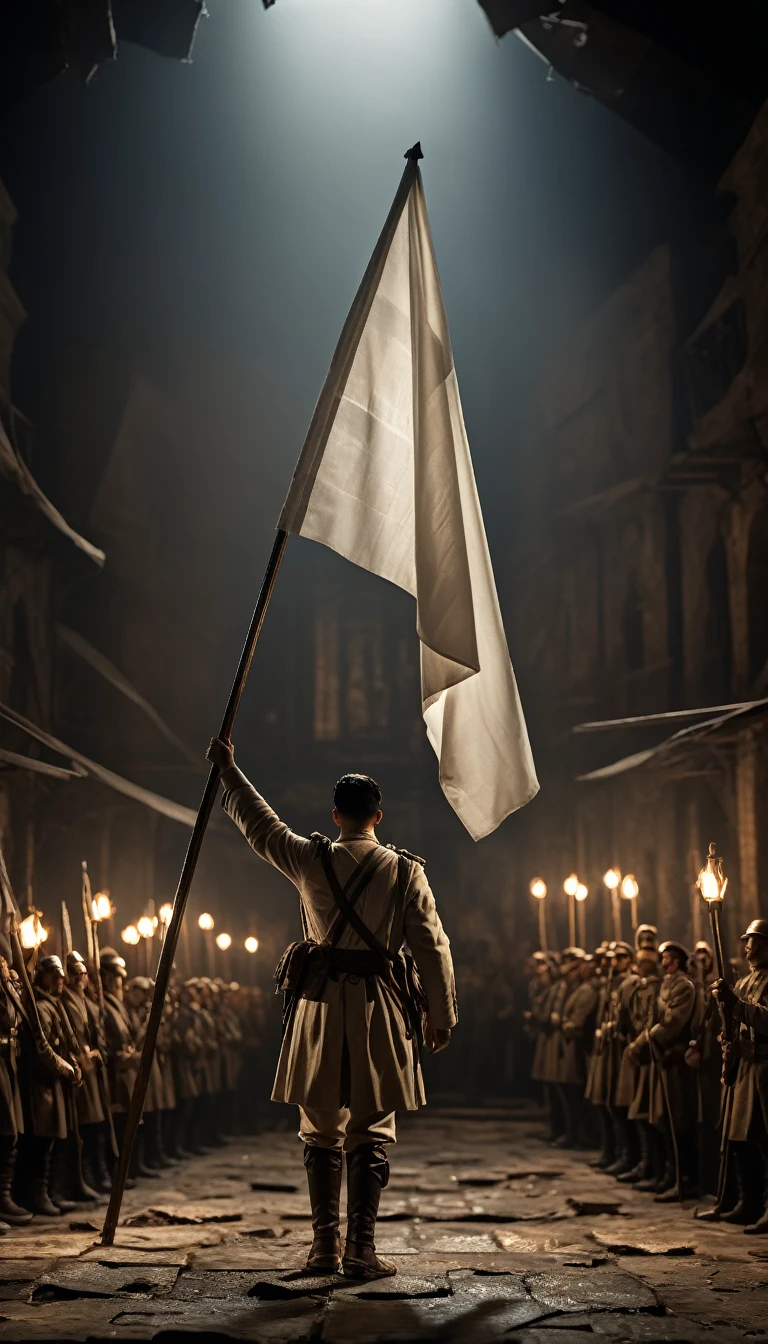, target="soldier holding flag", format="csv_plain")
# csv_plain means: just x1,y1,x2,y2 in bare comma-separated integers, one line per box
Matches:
207,740,456,1282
